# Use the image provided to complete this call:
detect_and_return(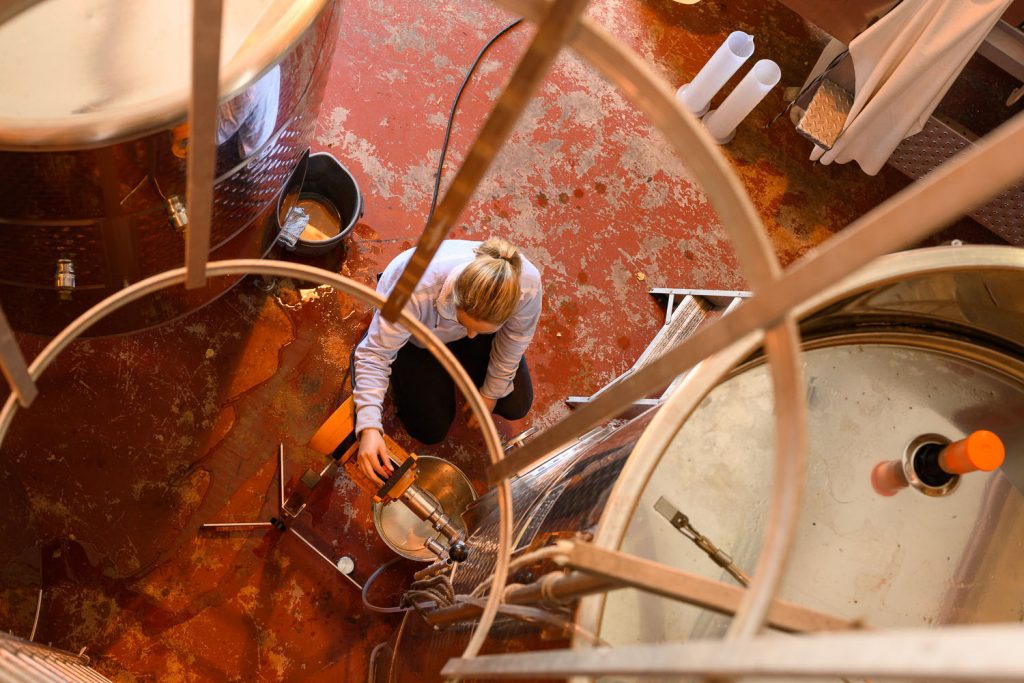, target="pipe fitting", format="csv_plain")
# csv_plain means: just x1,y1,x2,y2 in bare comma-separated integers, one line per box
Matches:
54,258,76,300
